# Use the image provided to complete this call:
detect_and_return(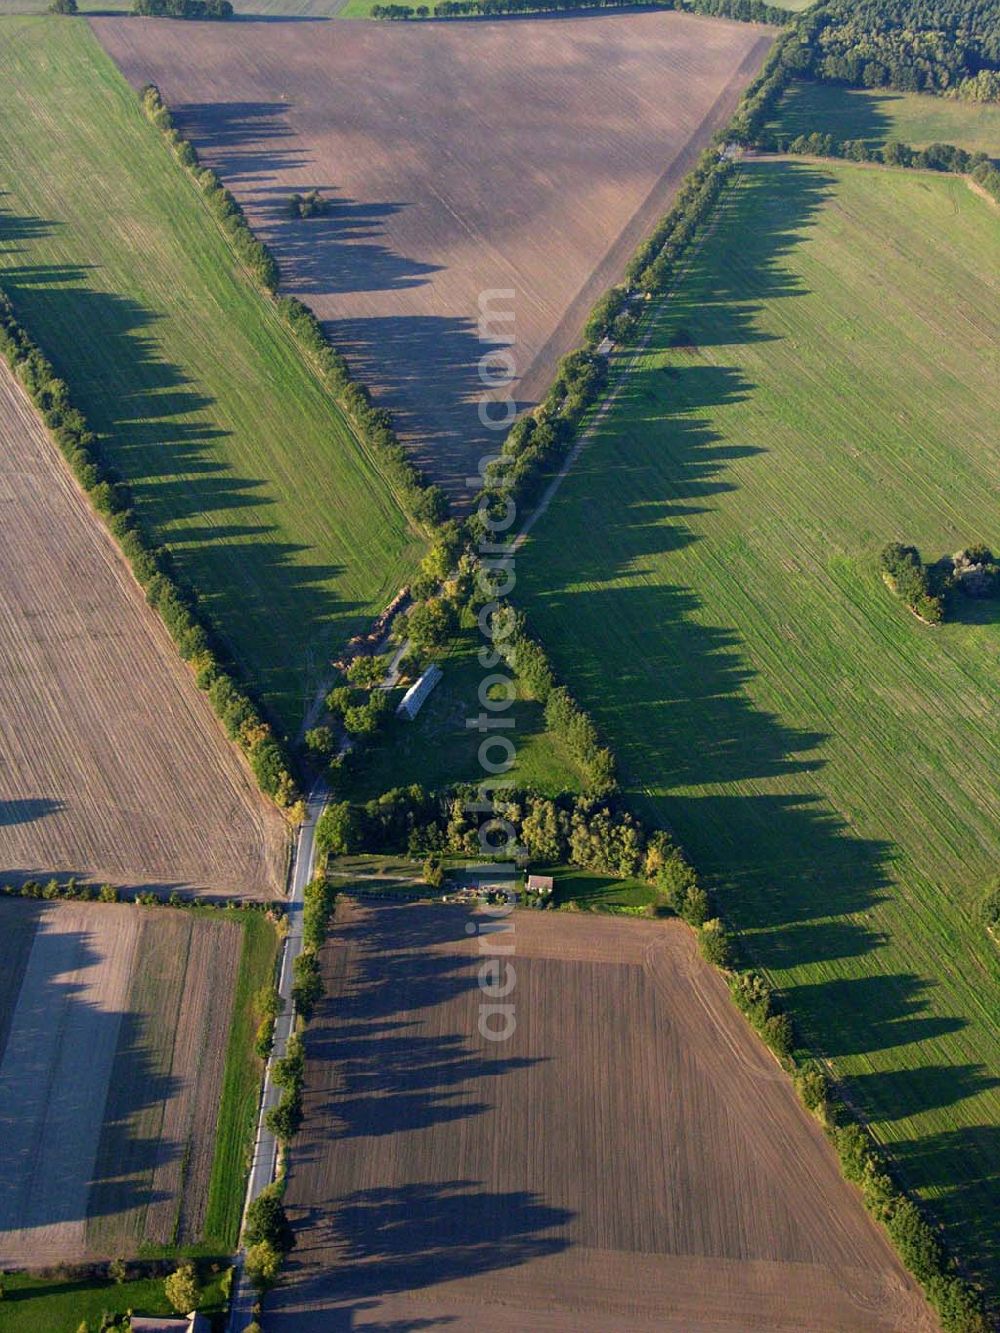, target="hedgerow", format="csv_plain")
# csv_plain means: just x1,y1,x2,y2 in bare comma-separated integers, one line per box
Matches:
0,291,300,816
139,84,448,535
